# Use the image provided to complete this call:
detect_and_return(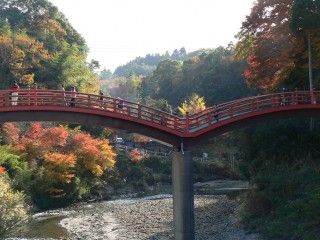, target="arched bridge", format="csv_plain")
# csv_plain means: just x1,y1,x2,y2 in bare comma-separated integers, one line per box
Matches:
1,89,320,146
2,89,320,240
